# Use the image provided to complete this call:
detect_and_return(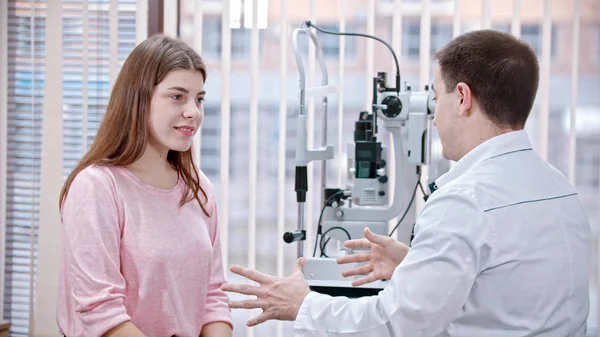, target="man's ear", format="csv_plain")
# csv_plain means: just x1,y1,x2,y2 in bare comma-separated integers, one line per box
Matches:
456,82,473,117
